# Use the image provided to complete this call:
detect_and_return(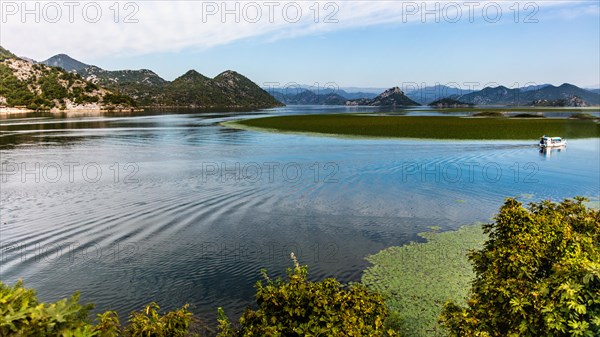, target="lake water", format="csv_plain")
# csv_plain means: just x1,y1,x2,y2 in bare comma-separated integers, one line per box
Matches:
1,106,599,321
